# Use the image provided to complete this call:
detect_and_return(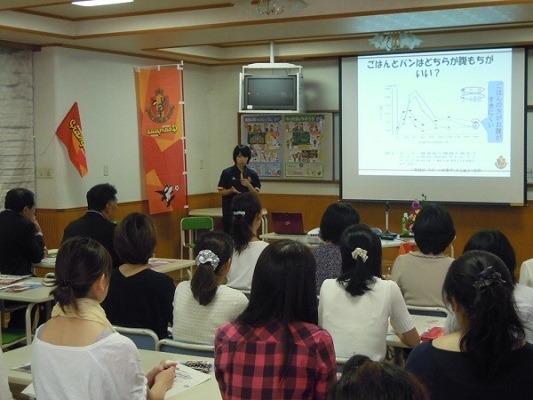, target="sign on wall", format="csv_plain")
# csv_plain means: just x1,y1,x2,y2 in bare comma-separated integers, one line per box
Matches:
240,113,333,180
